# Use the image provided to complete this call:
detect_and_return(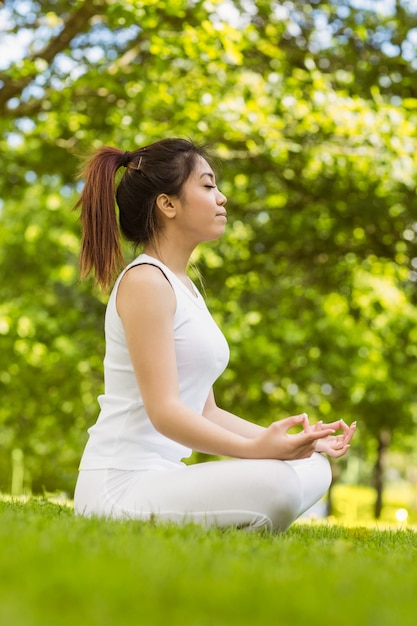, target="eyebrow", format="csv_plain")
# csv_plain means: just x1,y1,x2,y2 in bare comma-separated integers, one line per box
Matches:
200,172,215,181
